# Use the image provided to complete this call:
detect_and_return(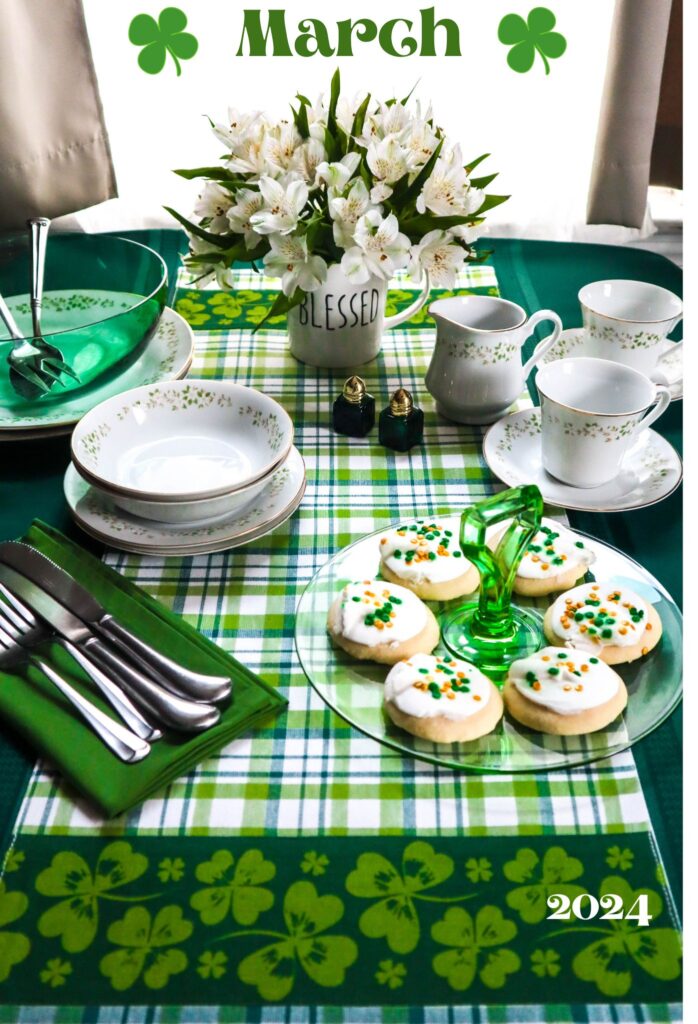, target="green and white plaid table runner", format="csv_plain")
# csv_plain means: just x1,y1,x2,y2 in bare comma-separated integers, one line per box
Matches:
1,266,681,1020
